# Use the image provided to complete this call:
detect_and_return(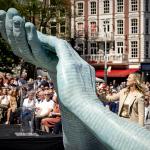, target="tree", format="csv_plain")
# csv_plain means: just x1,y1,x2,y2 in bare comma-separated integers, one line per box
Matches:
0,0,71,77
0,0,16,10
0,37,20,73
15,0,71,38
15,0,71,79
0,0,21,73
